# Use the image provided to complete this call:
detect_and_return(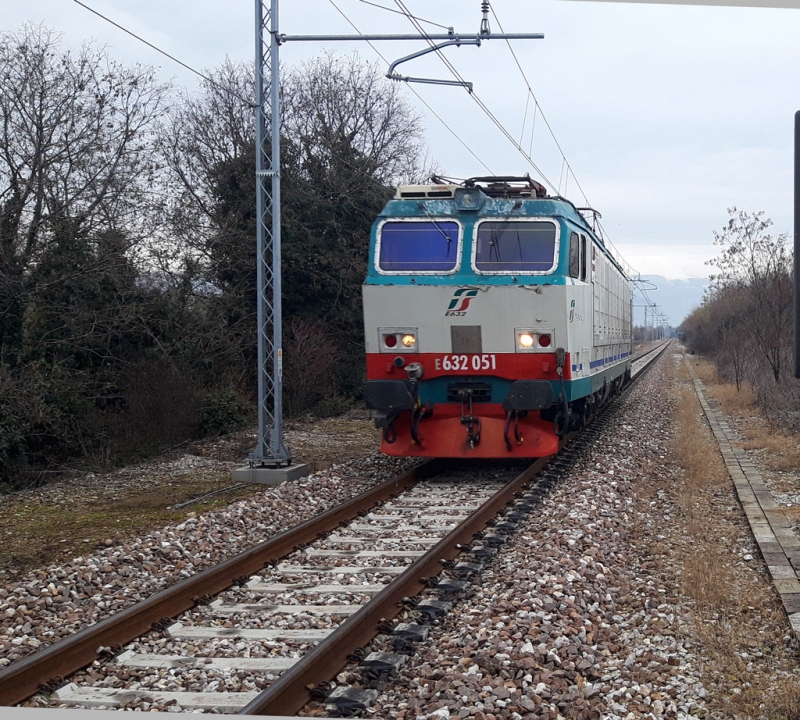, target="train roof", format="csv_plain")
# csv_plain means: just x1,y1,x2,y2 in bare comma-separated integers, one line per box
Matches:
391,177,603,241
385,175,628,280
394,175,548,200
